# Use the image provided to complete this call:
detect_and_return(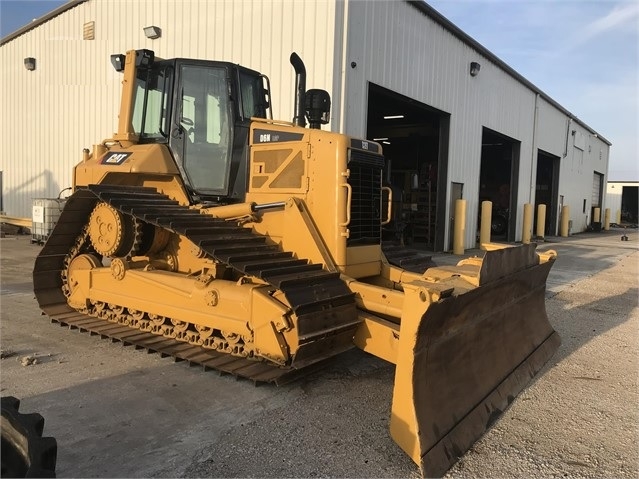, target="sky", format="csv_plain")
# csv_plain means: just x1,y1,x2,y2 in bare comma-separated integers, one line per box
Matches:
427,0,638,181
1,0,637,180
0,0,65,37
